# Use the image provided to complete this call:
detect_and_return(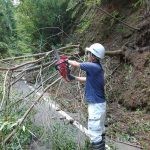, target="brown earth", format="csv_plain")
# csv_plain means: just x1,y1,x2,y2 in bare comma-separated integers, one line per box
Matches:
73,3,150,111
64,2,150,149
107,102,150,149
